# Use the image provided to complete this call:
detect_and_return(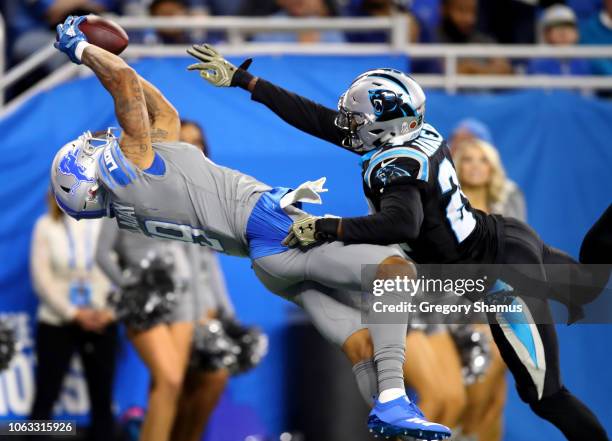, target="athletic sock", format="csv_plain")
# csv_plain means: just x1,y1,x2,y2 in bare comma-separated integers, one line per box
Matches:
352,359,378,407
368,325,407,395
366,261,410,403
378,387,407,403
